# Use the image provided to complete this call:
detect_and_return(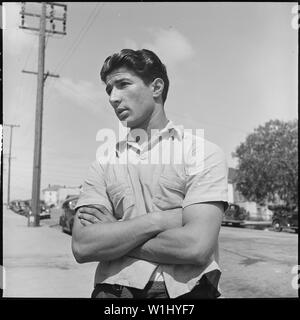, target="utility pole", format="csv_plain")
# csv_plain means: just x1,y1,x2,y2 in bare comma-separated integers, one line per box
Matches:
19,2,67,227
3,124,20,208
